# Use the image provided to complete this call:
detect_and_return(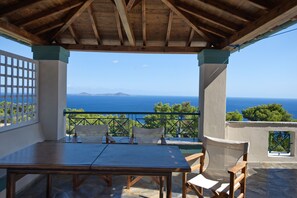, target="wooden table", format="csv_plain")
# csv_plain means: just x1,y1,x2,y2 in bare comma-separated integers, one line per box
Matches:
0,142,190,198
